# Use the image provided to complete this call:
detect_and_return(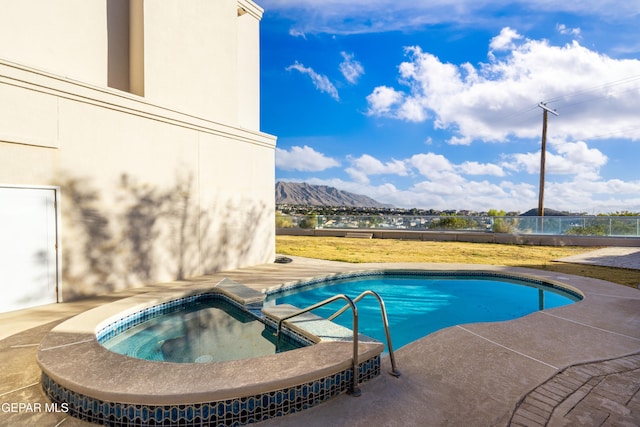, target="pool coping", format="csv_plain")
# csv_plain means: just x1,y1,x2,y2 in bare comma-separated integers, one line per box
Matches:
250,260,640,426
12,257,640,426
36,268,591,408
36,279,383,407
